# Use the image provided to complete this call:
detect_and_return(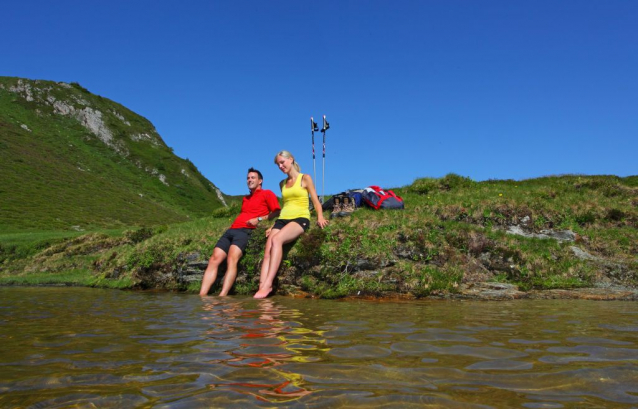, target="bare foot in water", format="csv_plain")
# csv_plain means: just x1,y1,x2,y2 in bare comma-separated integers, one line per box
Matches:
254,288,272,299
